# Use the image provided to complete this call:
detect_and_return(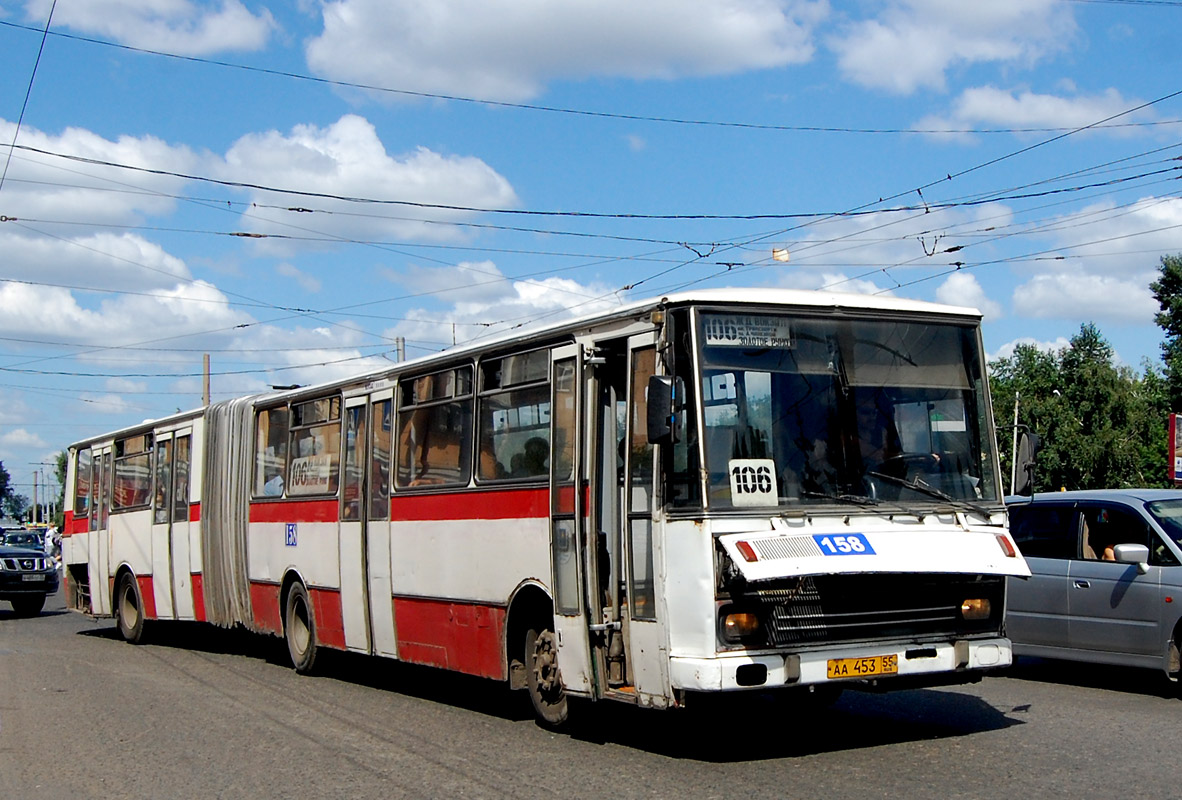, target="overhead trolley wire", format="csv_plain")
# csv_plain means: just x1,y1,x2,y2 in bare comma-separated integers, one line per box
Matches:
1,19,1179,138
